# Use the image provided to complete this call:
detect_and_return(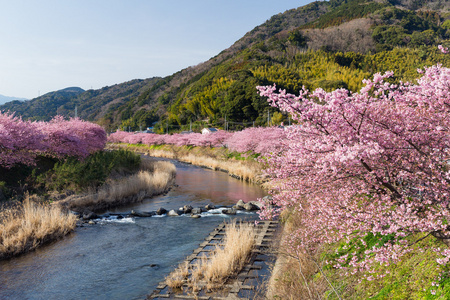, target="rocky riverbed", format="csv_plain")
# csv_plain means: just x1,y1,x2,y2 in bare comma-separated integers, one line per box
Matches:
74,197,273,226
